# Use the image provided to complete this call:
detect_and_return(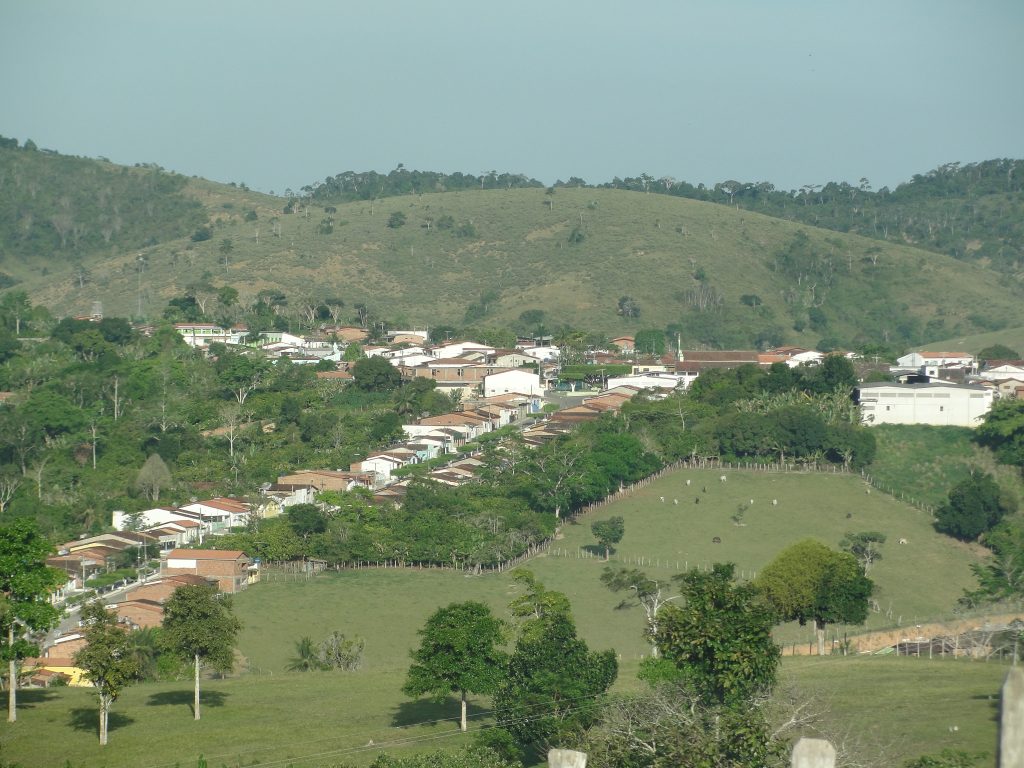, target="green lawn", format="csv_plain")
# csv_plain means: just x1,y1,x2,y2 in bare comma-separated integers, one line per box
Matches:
1,468,1004,767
